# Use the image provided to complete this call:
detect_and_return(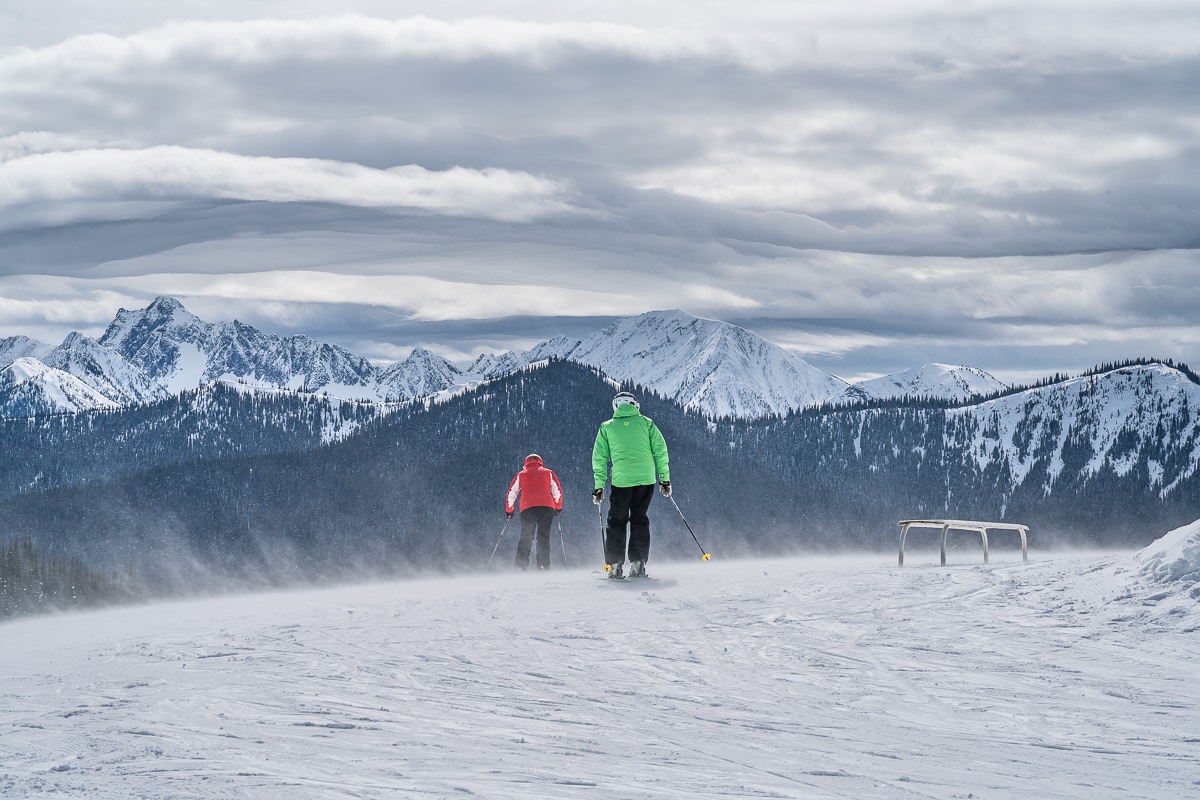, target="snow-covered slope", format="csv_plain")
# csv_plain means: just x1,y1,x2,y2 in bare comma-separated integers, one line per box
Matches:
851,362,1007,402
567,310,849,417
950,362,1200,498
3,530,1198,799
0,357,119,416
42,332,167,405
